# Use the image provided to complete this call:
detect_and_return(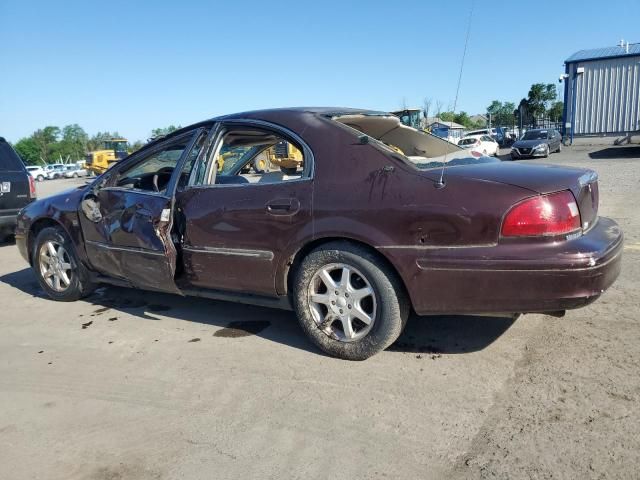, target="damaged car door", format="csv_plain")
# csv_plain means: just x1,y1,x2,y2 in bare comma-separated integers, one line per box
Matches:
78,129,207,293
